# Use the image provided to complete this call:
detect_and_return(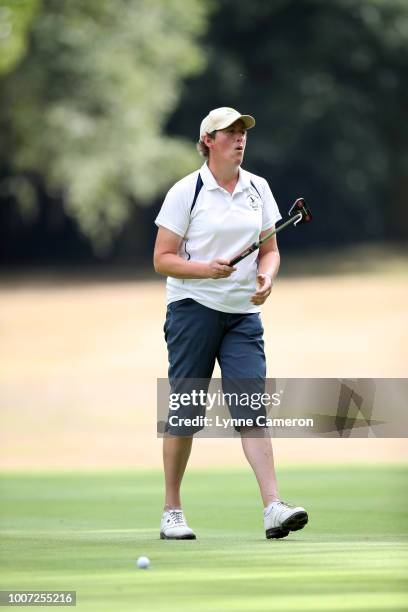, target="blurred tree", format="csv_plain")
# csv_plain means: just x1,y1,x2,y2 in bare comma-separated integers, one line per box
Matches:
168,0,408,246
0,0,40,75
0,0,209,253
